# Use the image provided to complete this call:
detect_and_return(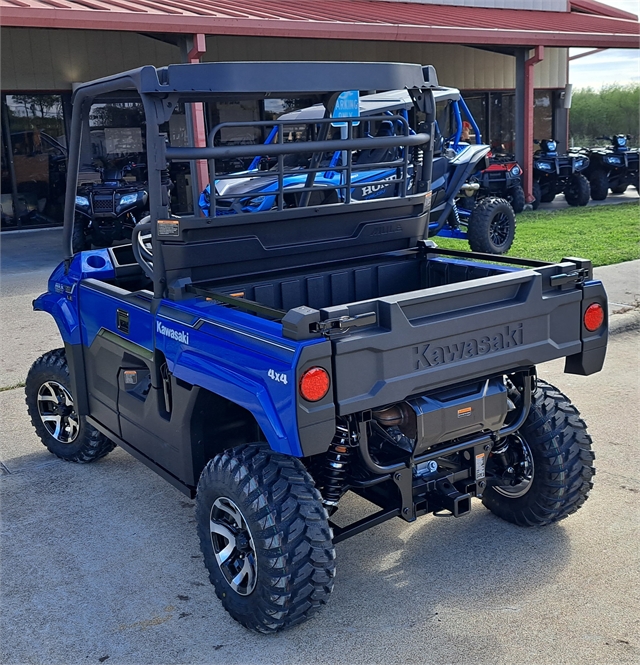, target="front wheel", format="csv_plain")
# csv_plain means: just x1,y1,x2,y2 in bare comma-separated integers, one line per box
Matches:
72,217,90,253
508,186,525,214
565,174,590,206
482,380,595,526
196,444,335,633
467,197,515,254
589,169,609,200
25,349,116,462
